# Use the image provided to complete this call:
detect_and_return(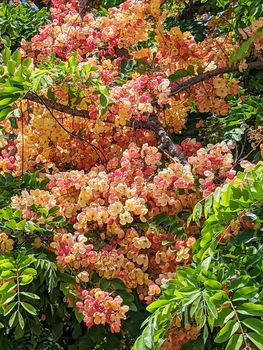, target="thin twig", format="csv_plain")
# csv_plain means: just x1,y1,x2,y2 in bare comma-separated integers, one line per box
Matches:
33,93,107,166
